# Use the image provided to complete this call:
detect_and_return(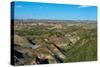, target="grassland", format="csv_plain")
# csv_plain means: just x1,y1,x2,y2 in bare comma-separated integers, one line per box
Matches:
12,20,97,65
